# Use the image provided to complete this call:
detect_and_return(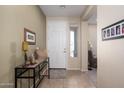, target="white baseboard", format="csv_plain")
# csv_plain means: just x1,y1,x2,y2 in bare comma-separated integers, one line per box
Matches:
67,68,80,70
0,83,14,88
